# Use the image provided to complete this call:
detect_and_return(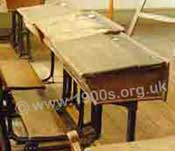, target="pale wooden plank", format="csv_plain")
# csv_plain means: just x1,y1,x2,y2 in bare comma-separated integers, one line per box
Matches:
88,136,175,151
0,60,44,89
12,90,65,137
